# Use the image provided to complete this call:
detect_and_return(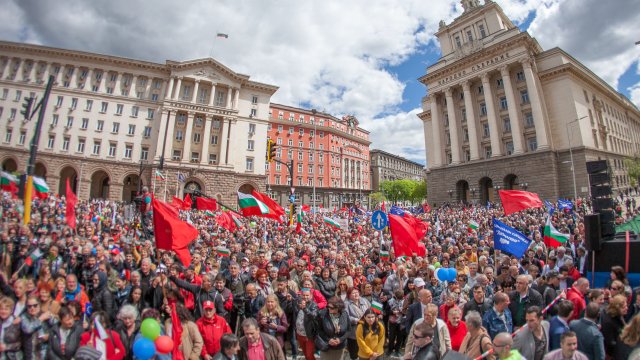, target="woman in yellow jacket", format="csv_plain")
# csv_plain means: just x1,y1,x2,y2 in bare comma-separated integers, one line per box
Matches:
355,308,385,360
